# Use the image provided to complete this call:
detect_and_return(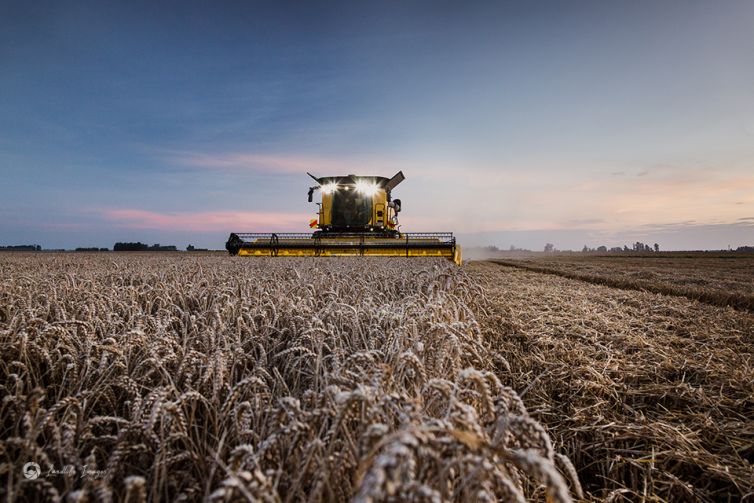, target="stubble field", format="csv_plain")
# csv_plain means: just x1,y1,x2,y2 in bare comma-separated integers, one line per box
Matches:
488,253,754,311
468,261,753,501
1,253,752,502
